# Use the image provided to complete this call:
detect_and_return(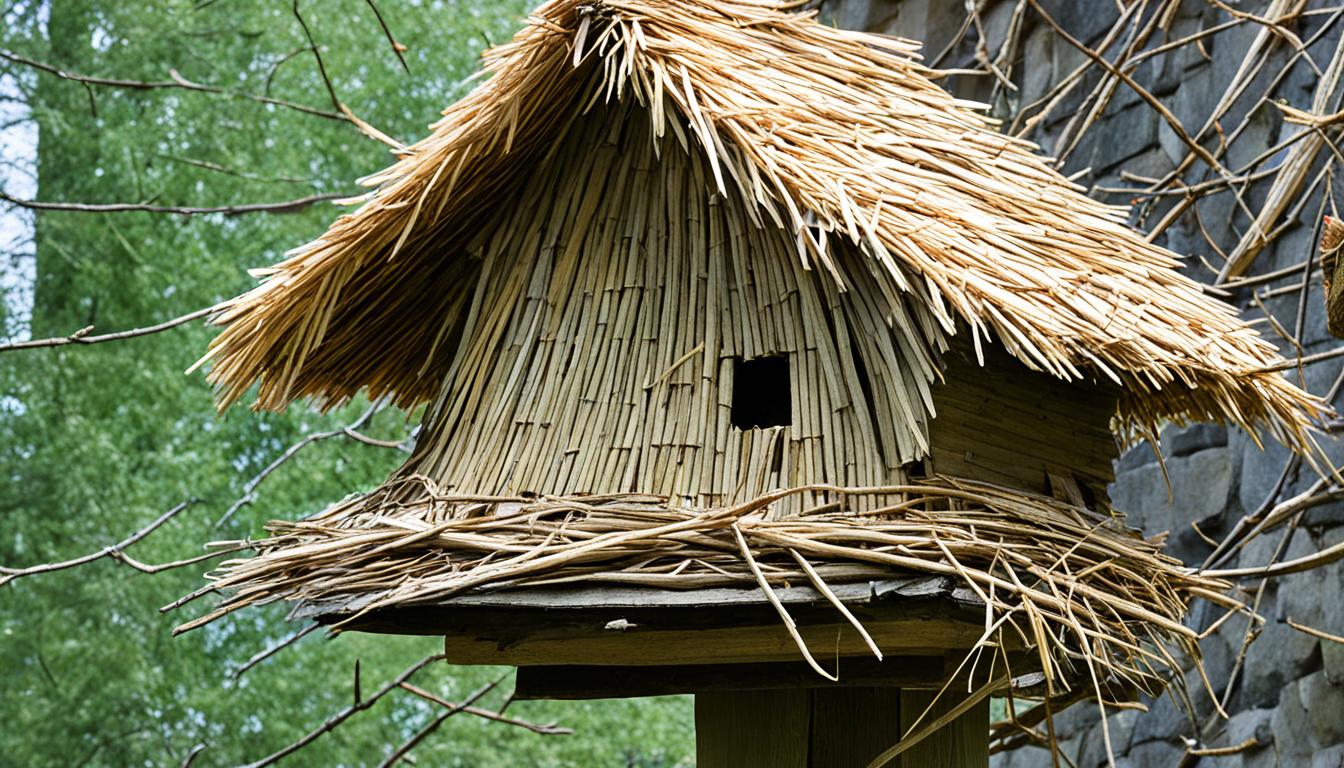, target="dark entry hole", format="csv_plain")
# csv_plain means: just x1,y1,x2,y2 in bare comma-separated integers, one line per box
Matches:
731,355,791,429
